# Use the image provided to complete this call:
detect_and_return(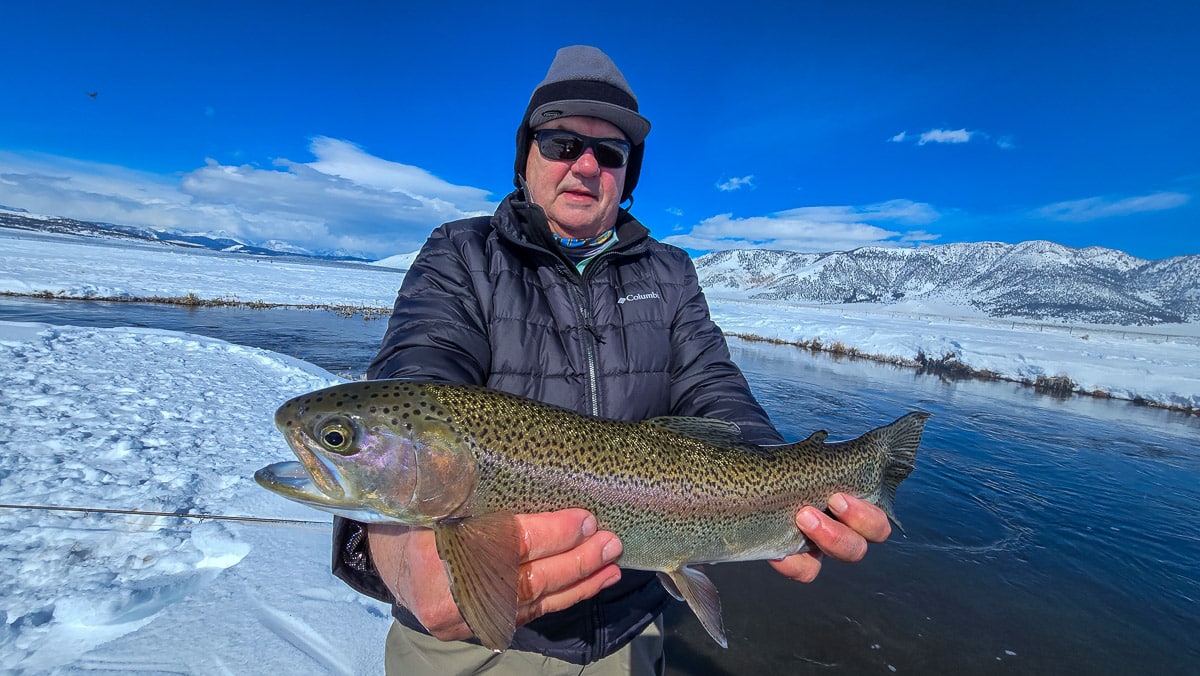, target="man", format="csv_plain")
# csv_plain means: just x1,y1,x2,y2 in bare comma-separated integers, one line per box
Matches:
331,45,892,675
